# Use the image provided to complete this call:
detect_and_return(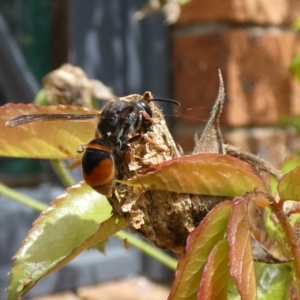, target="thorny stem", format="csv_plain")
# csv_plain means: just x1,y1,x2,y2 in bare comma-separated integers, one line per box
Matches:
115,230,177,270
1,182,177,269
50,159,75,188
269,197,300,296
225,144,282,181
